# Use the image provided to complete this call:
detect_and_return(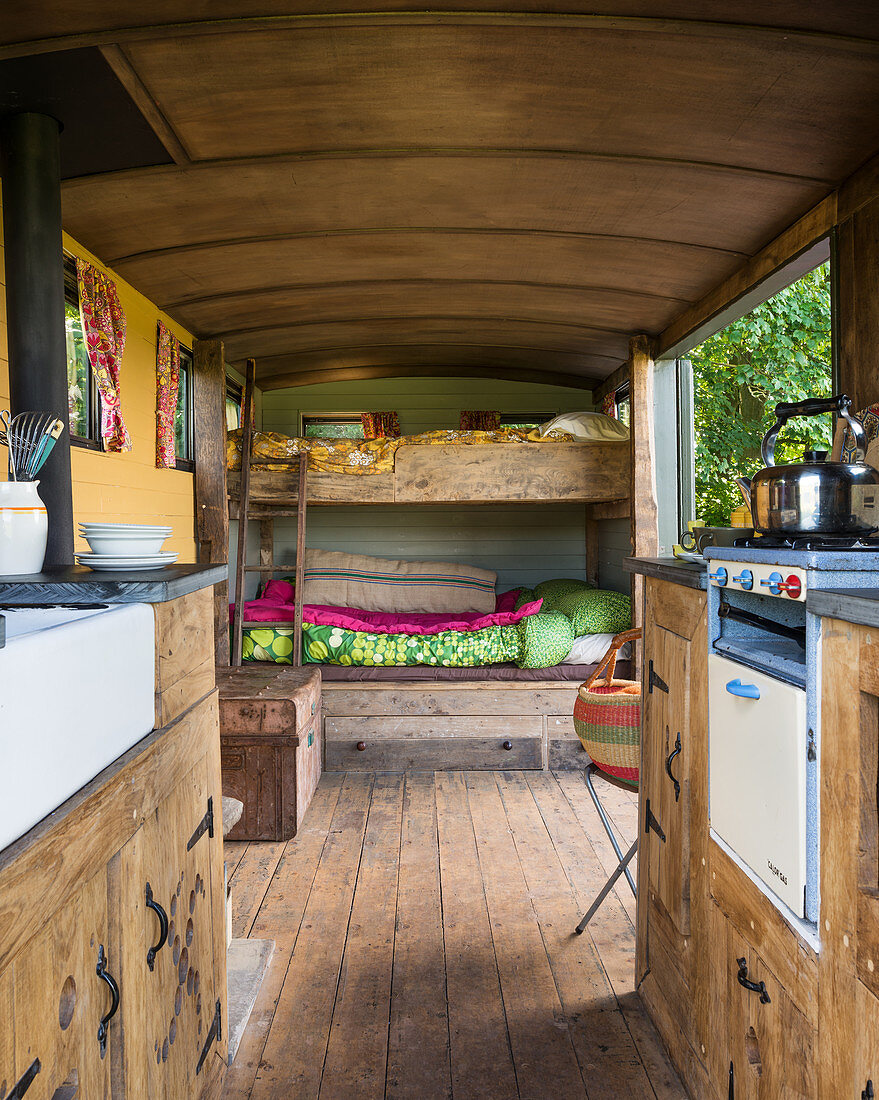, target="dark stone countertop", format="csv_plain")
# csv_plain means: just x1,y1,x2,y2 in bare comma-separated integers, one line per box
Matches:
623,556,708,590
0,563,226,605
807,588,879,629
